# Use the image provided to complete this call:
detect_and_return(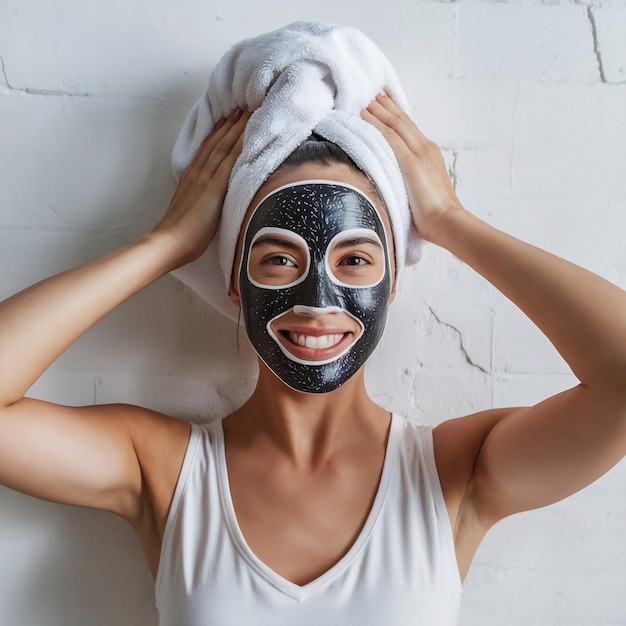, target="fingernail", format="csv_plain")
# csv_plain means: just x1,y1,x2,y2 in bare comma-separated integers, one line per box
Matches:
214,118,226,131
378,90,388,98
231,107,243,122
